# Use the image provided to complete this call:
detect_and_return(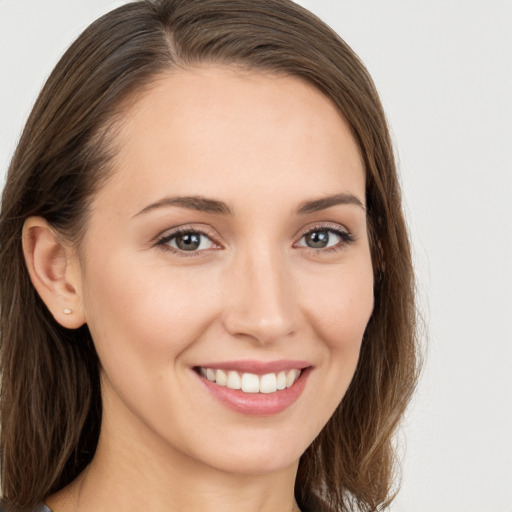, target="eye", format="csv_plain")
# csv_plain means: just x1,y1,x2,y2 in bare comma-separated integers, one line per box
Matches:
295,226,354,250
157,229,217,253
